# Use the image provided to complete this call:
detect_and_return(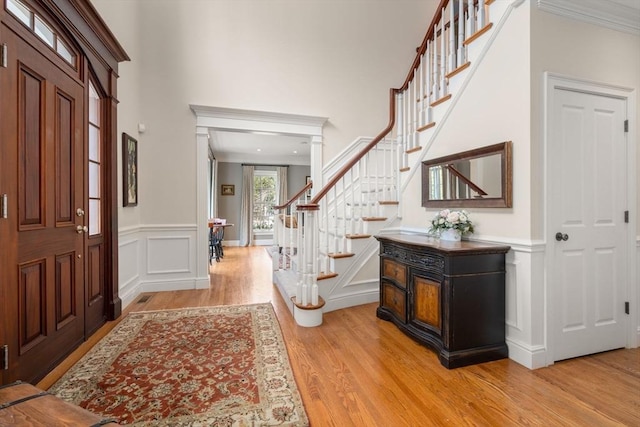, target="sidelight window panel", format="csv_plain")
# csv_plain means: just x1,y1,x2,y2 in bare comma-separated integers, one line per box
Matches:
87,81,102,236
